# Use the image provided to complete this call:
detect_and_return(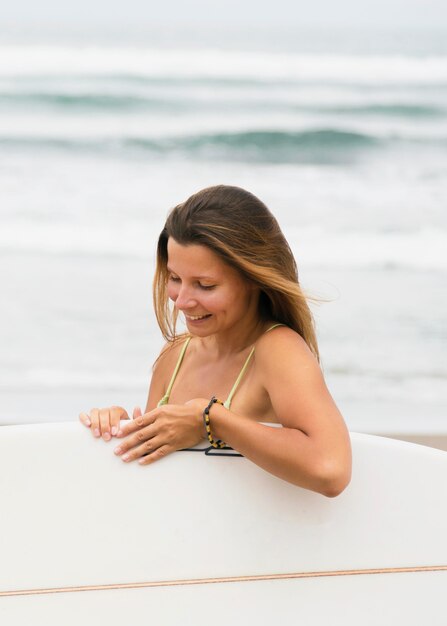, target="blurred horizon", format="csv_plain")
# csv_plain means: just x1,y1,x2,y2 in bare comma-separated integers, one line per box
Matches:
2,0,447,29
1,22,447,56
